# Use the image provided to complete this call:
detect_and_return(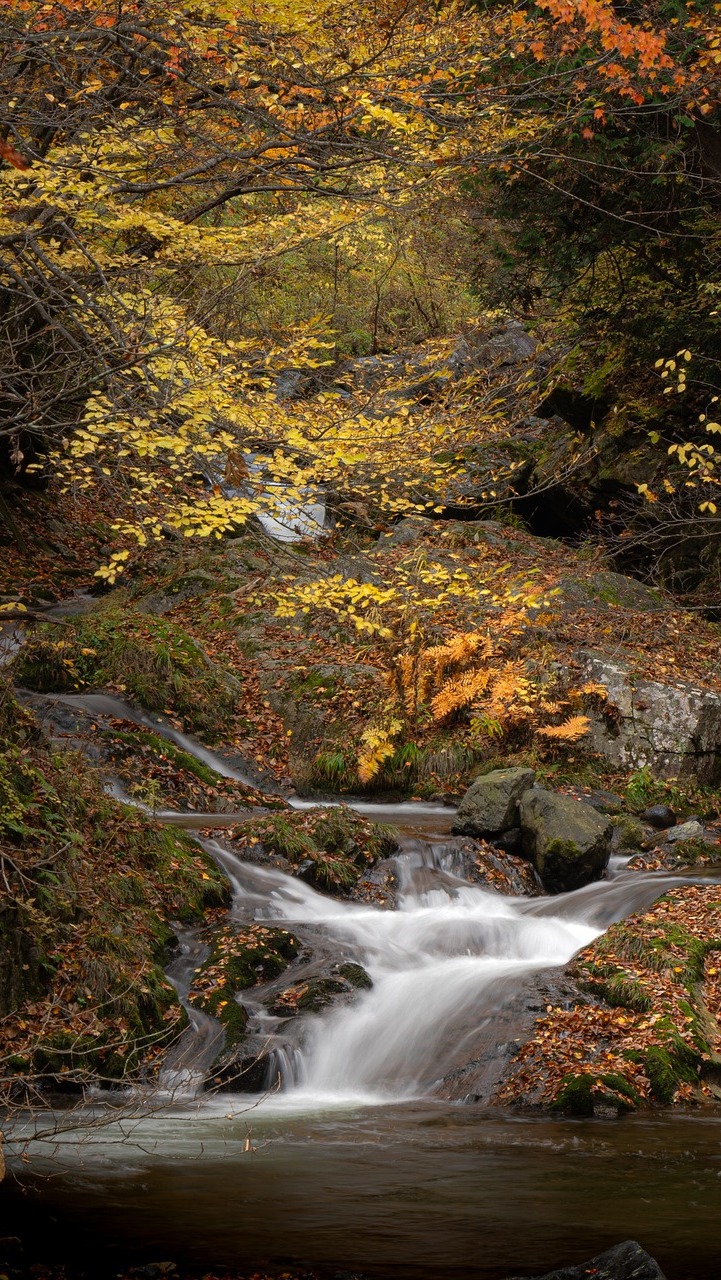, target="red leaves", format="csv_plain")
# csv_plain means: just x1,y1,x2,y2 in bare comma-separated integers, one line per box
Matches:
0,137,30,170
